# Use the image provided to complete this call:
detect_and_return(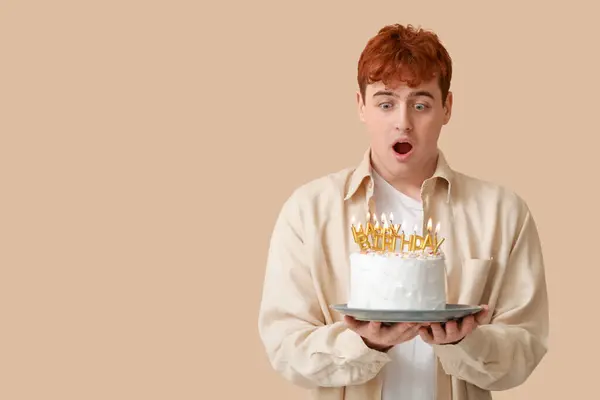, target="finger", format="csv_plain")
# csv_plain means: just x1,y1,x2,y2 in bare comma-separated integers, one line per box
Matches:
408,324,423,339
460,315,477,336
367,321,382,337
445,320,459,340
430,323,446,342
397,322,418,333
382,322,413,337
399,324,420,339
418,326,434,343
344,315,361,329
